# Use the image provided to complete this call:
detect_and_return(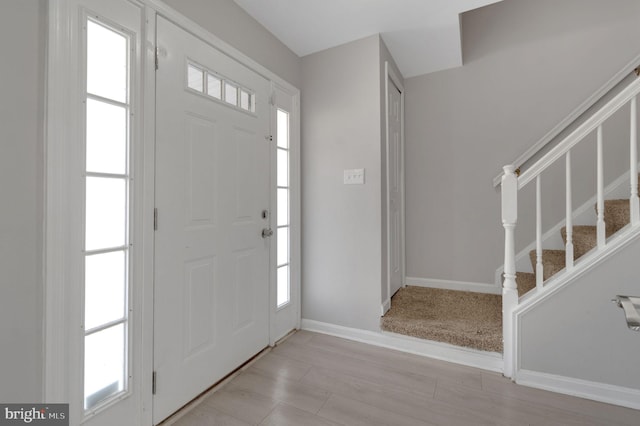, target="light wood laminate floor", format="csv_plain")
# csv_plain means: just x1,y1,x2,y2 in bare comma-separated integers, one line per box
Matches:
165,330,640,426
